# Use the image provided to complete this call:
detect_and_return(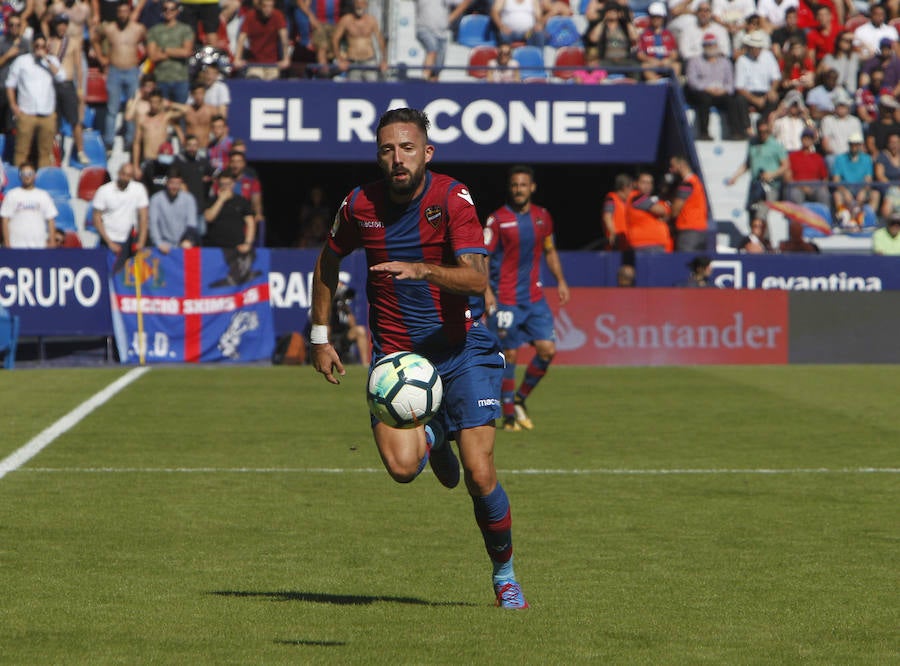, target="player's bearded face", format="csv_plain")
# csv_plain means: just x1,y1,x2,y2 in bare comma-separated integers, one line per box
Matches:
377,123,433,198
